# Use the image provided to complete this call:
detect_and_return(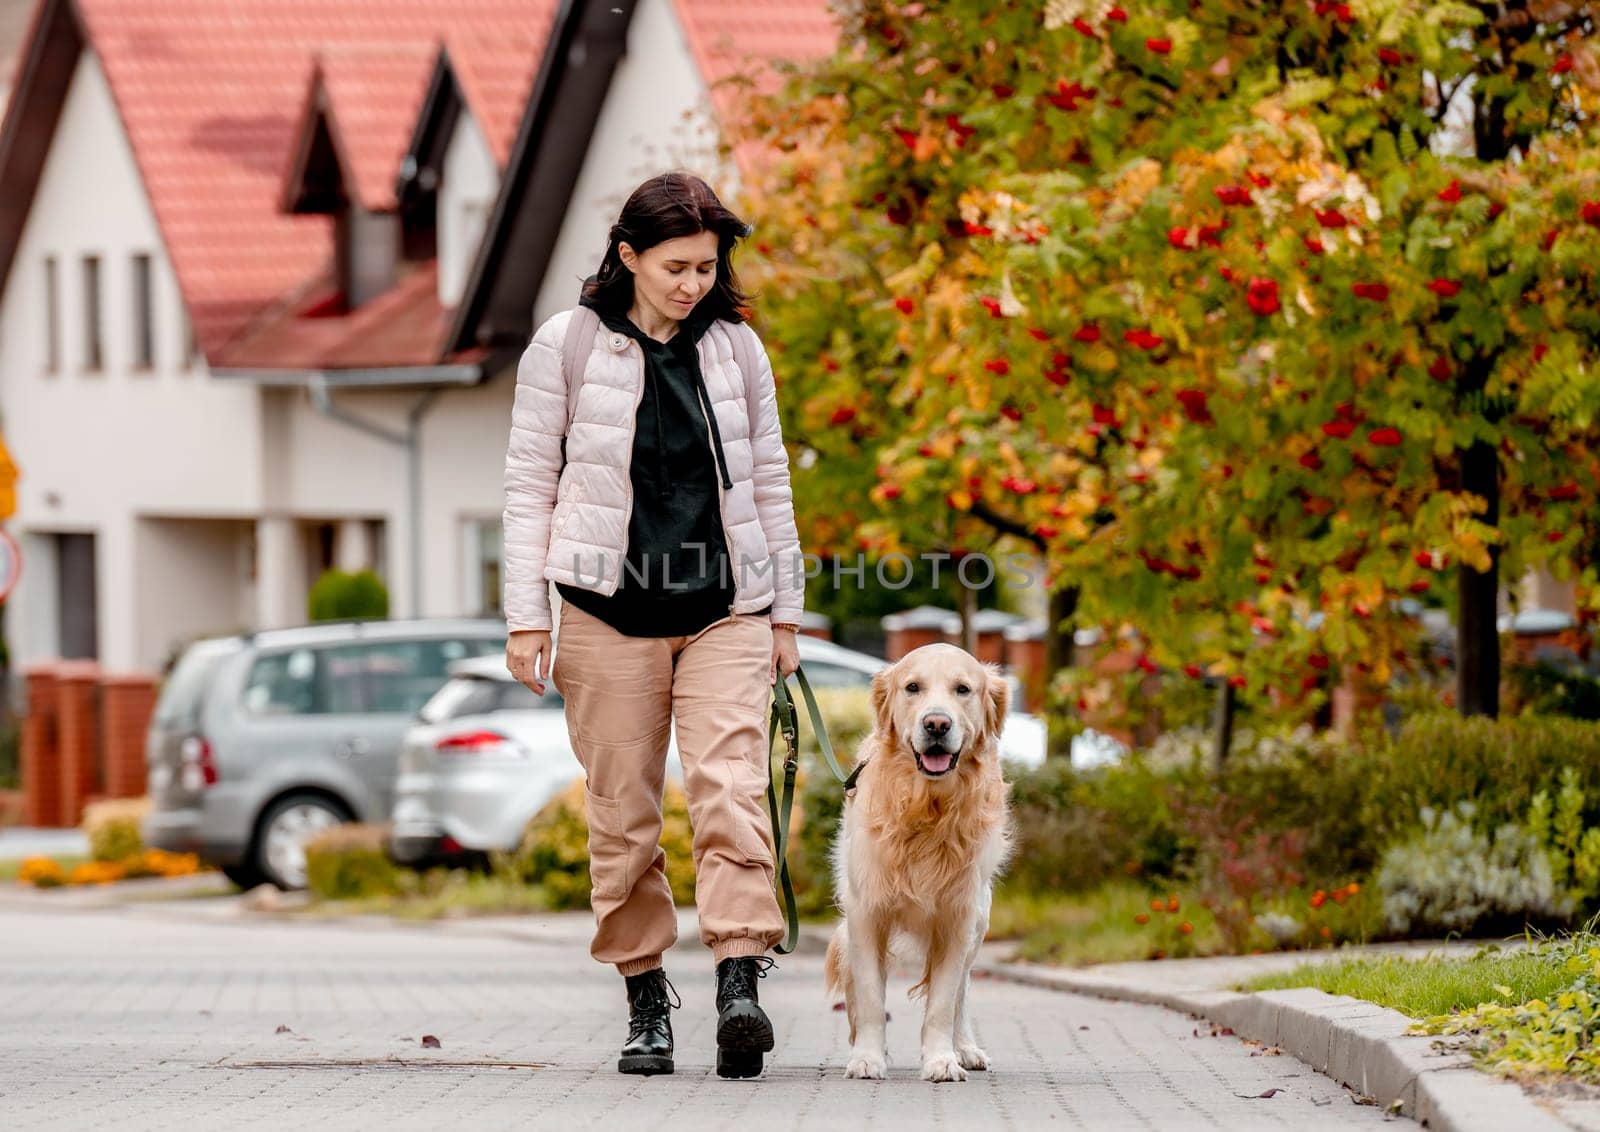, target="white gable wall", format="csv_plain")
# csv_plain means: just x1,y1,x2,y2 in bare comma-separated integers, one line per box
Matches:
534,0,731,323
0,49,264,669
438,106,498,308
